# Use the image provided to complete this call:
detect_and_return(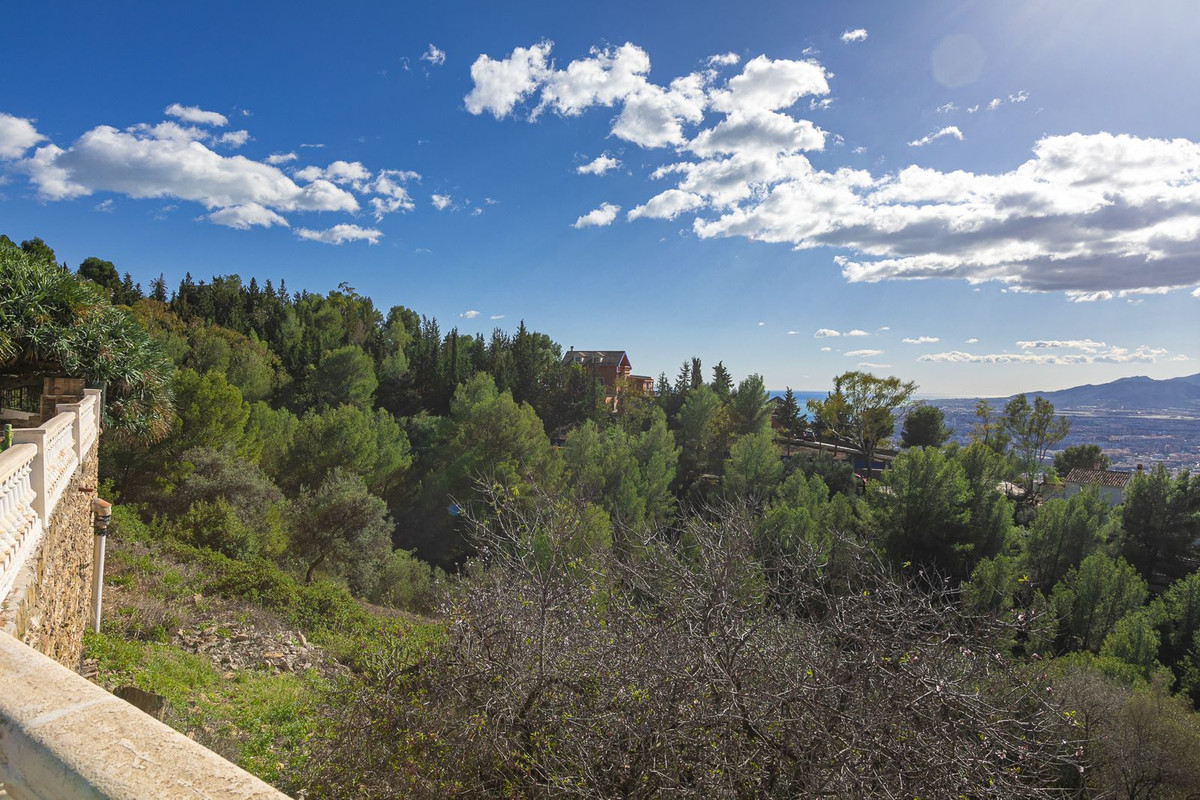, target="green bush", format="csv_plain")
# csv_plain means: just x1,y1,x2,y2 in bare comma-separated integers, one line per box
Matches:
369,549,439,612
177,499,259,560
